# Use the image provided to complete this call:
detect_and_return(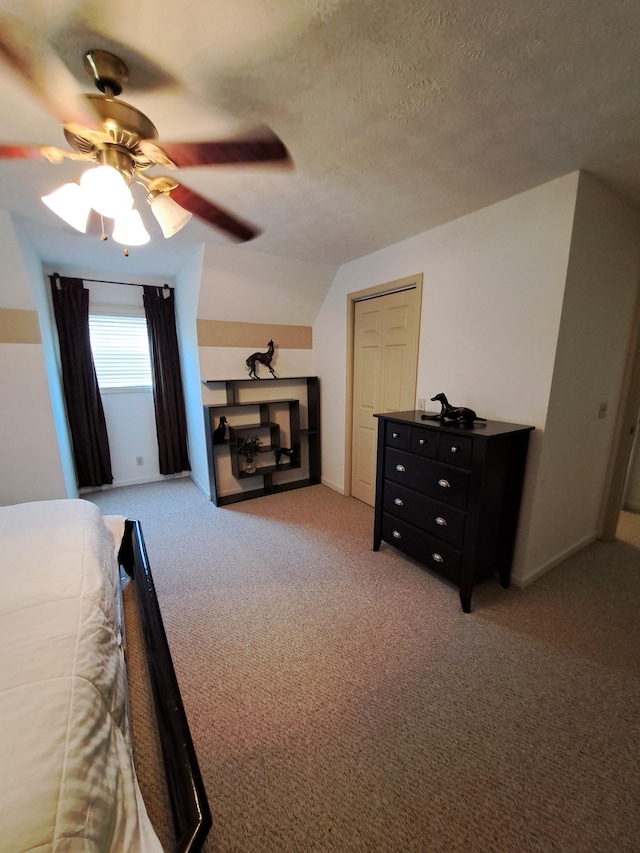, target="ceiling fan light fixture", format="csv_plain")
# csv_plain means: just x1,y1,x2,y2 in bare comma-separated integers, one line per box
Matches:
10,50,287,247
41,182,91,233
80,164,133,219
150,192,192,238
112,209,150,246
